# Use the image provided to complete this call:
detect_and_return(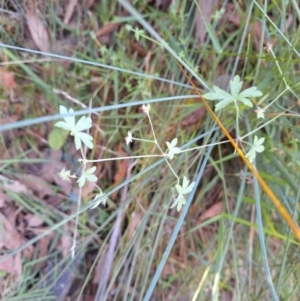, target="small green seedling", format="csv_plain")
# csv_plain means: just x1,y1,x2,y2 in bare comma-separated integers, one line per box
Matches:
246,136,265,163
203,75,265,163
171,176,196,211
203,75,262,111
166,138,181,160
55,105,93,150
77,166,98,188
